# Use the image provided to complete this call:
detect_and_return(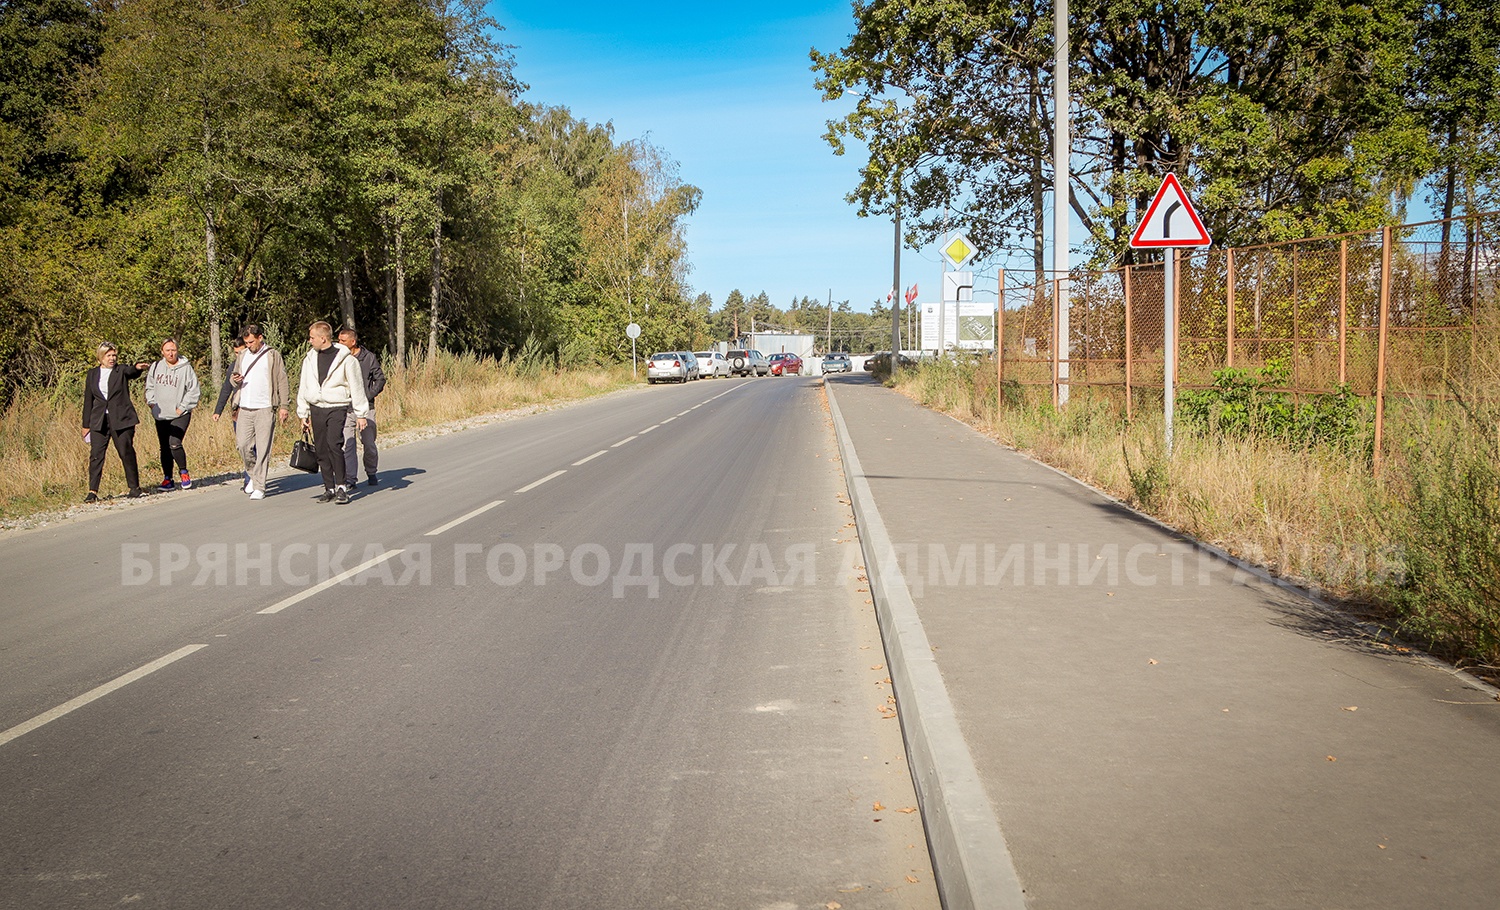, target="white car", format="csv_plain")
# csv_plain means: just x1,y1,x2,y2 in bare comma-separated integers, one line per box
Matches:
694,351,729,378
